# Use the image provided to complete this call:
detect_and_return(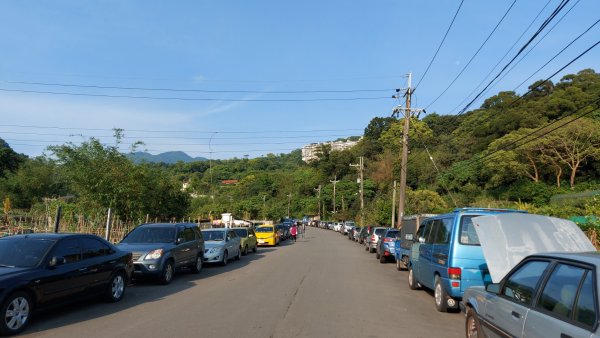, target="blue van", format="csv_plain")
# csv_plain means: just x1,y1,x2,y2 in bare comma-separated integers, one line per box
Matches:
407,208,527,312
